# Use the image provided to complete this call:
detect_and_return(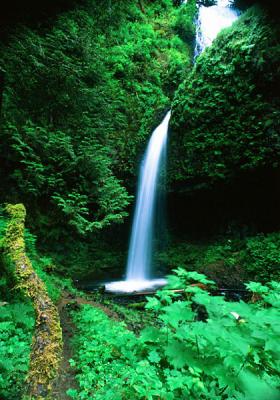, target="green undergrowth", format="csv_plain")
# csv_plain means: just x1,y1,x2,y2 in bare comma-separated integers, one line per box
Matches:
0,213,33,399
0,301,35,400
24,228,80,303
0,208,76,398
109,302,156,334
158,231,280,286
2,204,63,397
68,270,280,399
1,208,77,303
